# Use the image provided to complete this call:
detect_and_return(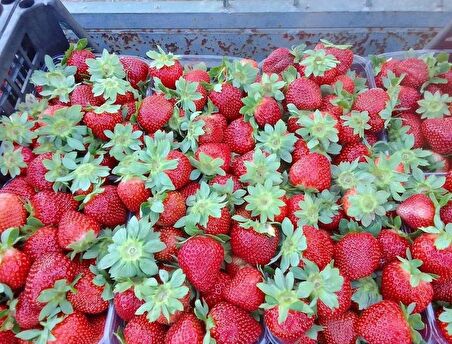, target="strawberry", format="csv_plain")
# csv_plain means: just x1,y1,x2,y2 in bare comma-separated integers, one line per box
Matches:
301,226,334,270
64,40,95,81
333,142,369,164
397,112,424,148
68,266,109,314
231,150,254,178
264,307,314,342
396,194,435,229
334,232,381,280
15,293,41,330
208,83,244,122
253,96,282,127
166,150,192,190
352,88,388,117
196,114,227,145
412,233,452,277
120,56,149,89
50,311,101,343
115,90,136,105
180,182,201,200
117,177,150,213
318,311,358,344
178,236,224,293
156,191,186,227
445,170,452,192
0,193,26,233
332,74,355,93
287,193,305,225
0,177,35,200
195,143,231,174
396,86,420,113
23,225,62,262
262,48,294,74
30,190,78,226
289,152,331,191
83,109,123,141
223,117,255,154
357,300,412,344
209,174,242,191
184,69,210,83
437,308,452,343
381,255,434,313
321,94,344,118
83,185,128,227
315,41,354,75
114,288,144,322
203,272,232,307
285,78,322,110
394,58,429,89
377,229,409,267
432,275,452,302
124,315,167,344
90,313,107,342
223,266,264,312
148,47,183,89
0,229,31,289
199,207,231,236
0,330,18,344
137,94,174,134
375,58,400,88
17,146,35,176
57,210,101,252
208,302,262,344
165,313,205,344
70,84,104,107
26,152,53,191
421,117,452,155
440,201,452,224
154,227,185,261
230,222,280,266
